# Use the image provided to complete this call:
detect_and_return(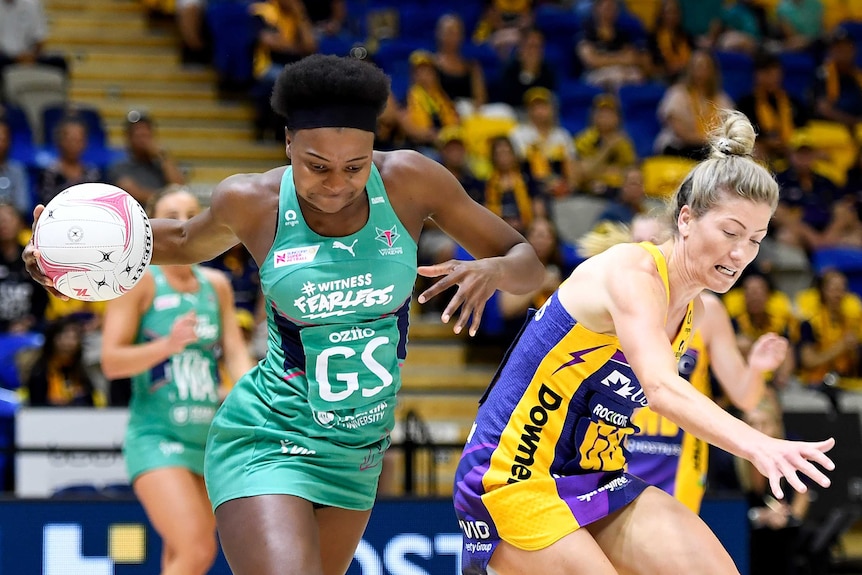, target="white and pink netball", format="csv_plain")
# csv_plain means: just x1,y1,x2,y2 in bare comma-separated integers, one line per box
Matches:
33,183,153,301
